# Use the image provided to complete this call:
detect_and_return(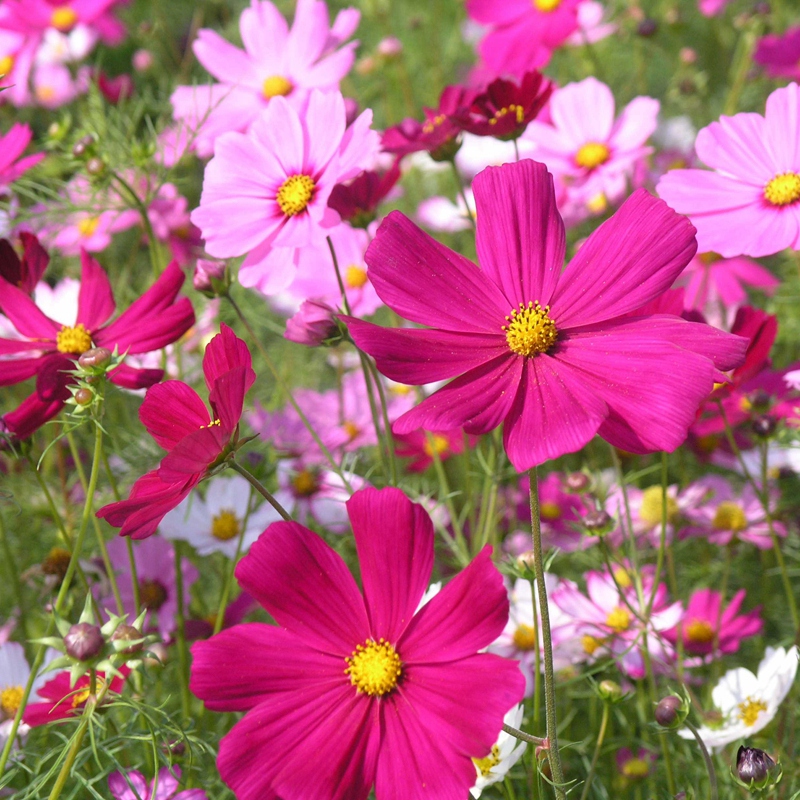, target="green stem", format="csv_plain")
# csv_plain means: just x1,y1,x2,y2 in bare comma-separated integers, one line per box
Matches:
213,492,252,637
0,512,29,644
449,159,476,231
28,455,73,548
643,453,670,622
173,540,191,723
529,467,565,800
683,720,719,800
229,461,292,521
503,723,546,746
110,172,165,275
578,703,609,800
723,25,758,116
425,432,469,565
